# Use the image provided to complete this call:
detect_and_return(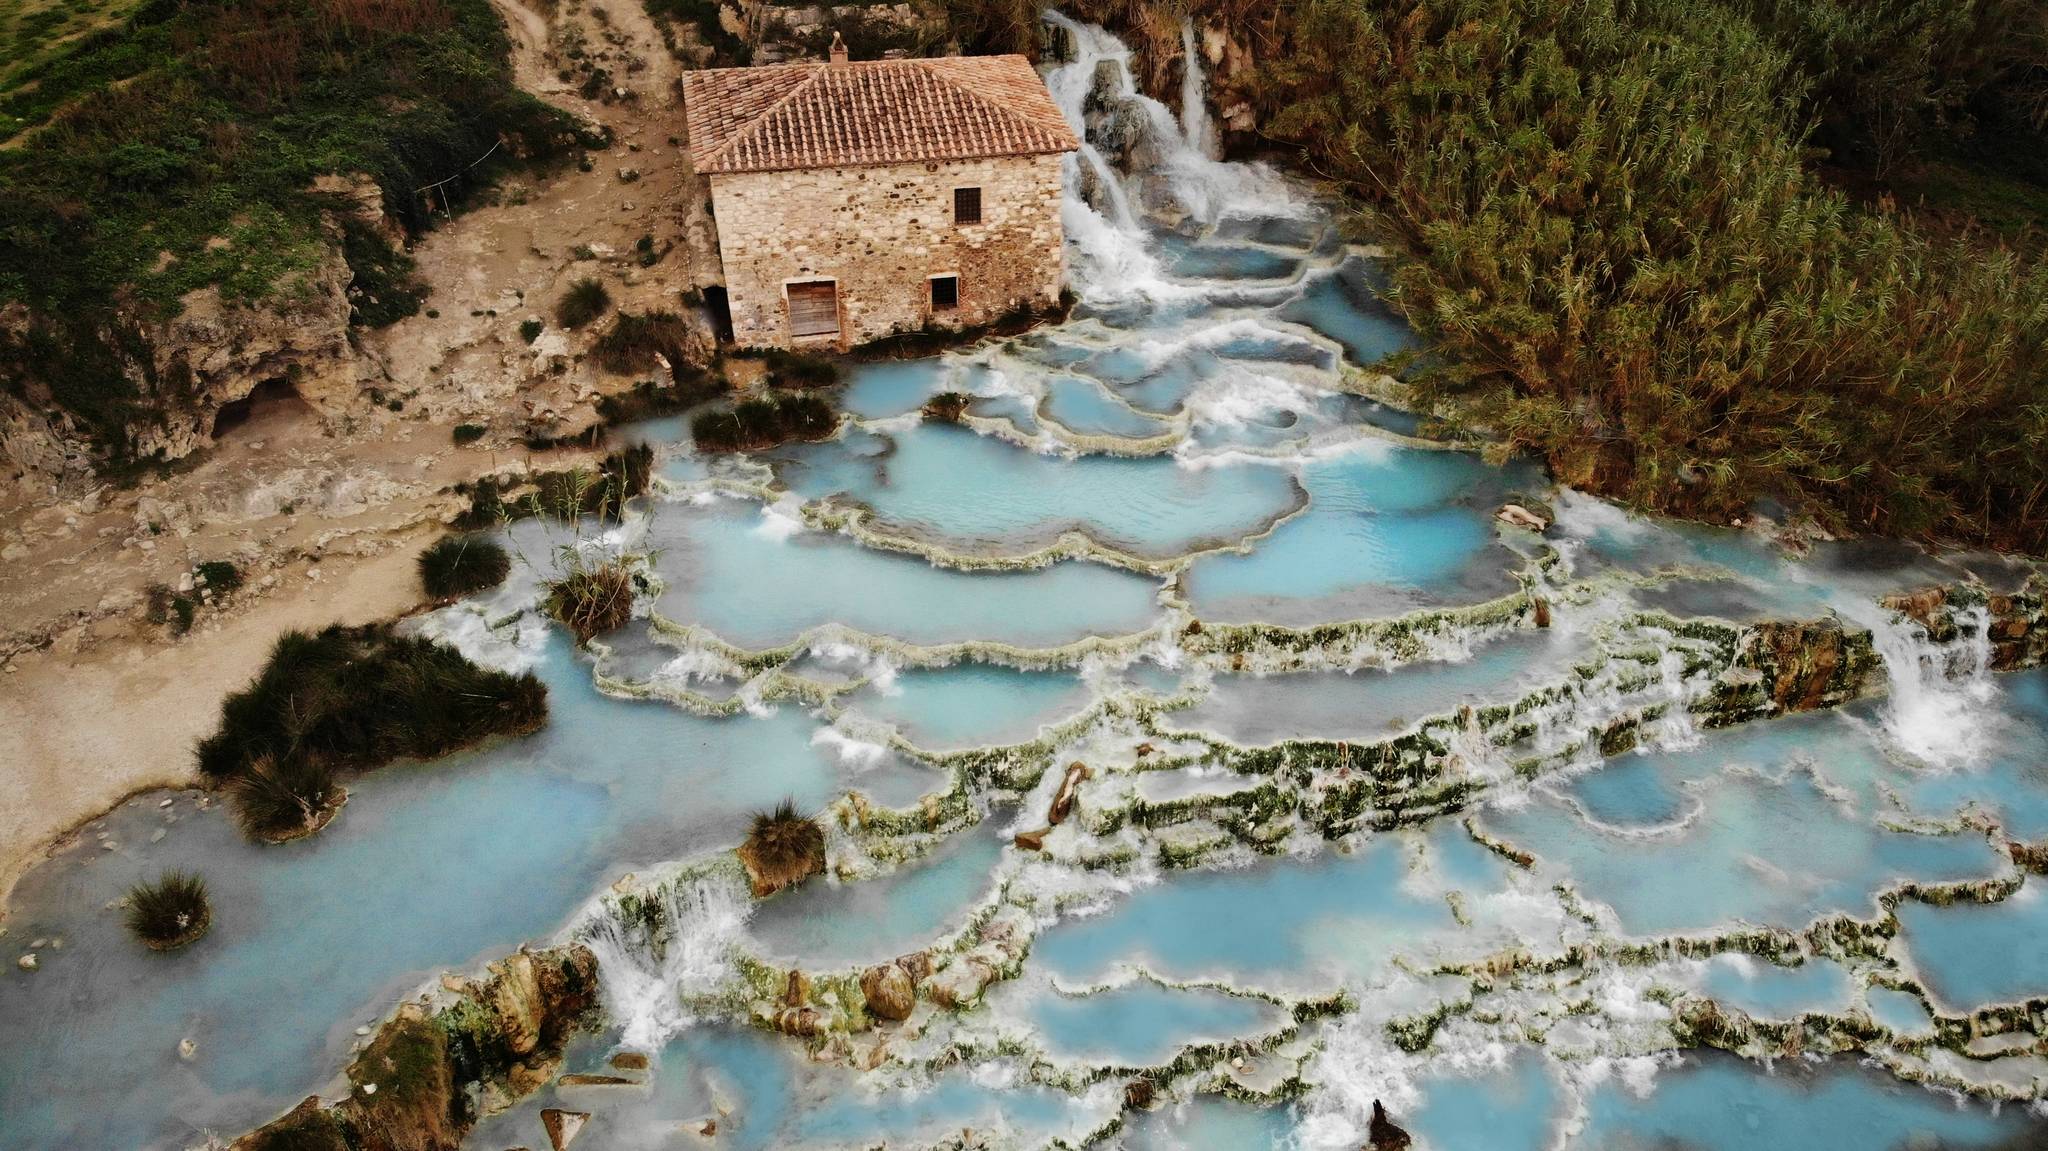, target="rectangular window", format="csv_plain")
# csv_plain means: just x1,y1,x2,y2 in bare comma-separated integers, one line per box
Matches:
953,187,982,225
787,280,840,338
931,275,960,311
